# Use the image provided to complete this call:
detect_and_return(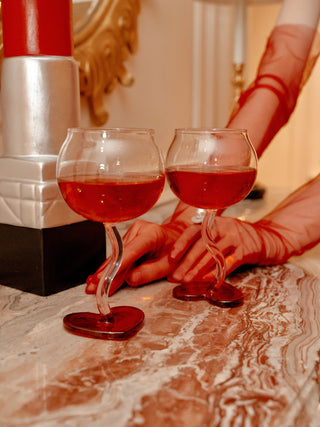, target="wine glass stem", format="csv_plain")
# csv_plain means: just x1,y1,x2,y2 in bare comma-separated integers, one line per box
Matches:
202,210,226,289
96,224,123,318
